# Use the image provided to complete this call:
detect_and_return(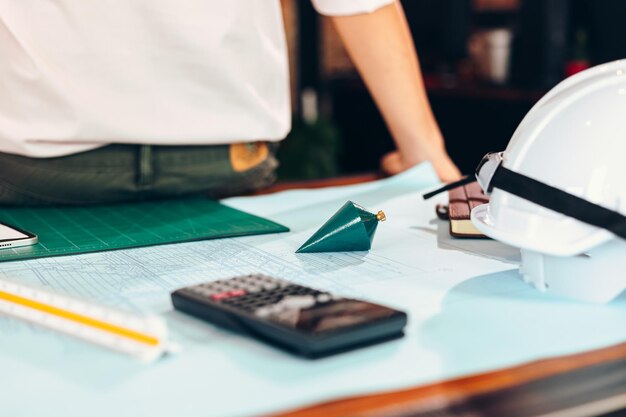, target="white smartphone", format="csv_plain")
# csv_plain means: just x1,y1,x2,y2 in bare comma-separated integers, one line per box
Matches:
0,222,38,250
